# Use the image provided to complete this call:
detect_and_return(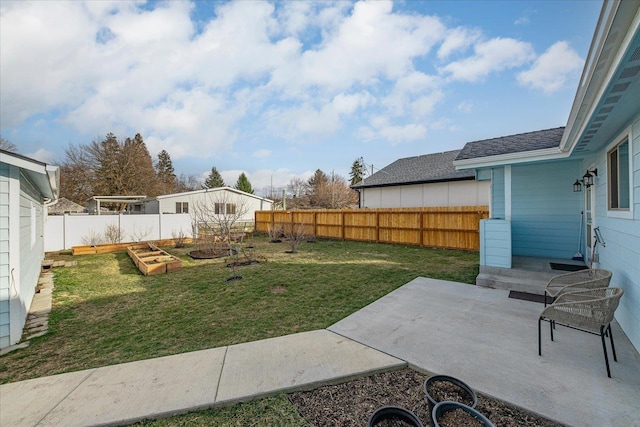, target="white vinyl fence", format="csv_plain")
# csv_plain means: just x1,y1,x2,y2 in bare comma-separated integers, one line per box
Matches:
44,213,193,252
